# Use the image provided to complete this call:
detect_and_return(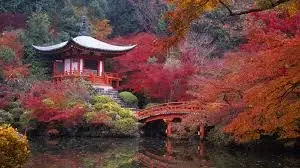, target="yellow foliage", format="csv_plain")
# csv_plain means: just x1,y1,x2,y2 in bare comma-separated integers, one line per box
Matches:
0,125,30,168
